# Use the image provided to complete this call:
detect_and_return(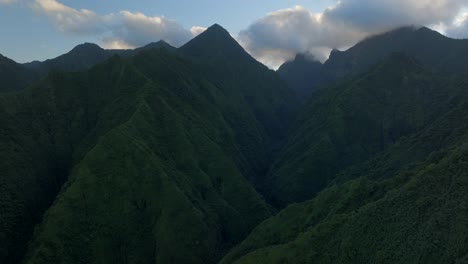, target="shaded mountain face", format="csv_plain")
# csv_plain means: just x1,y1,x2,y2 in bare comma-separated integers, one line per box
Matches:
0,24,298,264
180,24,299,186
277,54,323,101
222,53,468,264
265,52,461,207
